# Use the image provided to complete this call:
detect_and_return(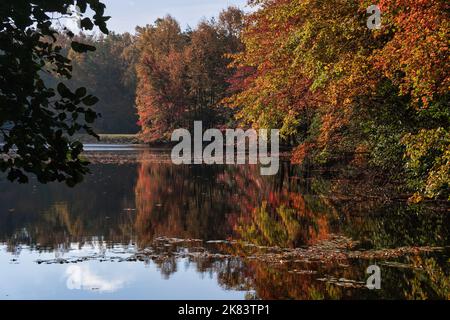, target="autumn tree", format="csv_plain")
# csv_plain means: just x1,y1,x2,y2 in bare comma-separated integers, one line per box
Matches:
135,16,189,142
226,0,449,201
135,7,244,142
